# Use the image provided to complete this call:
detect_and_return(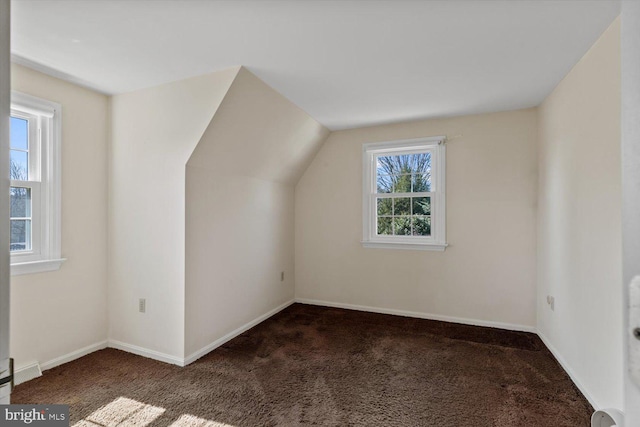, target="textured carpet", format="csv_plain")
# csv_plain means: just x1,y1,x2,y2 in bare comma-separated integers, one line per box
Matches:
12,304,592,426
